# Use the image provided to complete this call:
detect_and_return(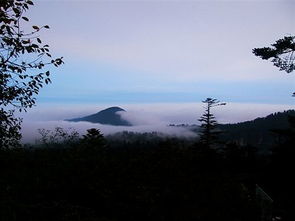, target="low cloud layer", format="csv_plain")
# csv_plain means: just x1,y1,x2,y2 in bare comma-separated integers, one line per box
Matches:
19,102,294,143
21,120,196,144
